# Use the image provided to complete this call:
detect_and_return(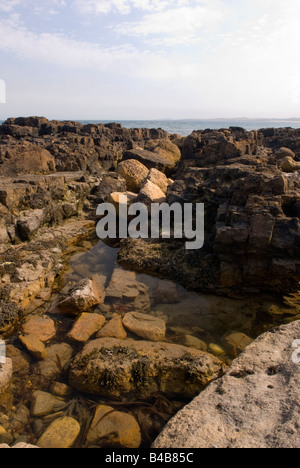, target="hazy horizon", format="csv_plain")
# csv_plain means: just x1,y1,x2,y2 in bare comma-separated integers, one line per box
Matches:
0,0,300,121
